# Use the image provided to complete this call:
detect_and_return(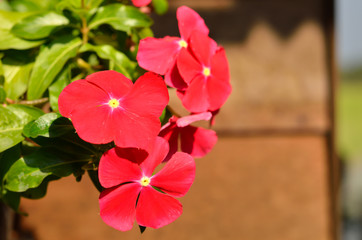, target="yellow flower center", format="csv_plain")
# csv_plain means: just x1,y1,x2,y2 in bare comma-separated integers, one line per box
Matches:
108,99,119,108
203,67,211,77
140,176,150,187
179,40,188,48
